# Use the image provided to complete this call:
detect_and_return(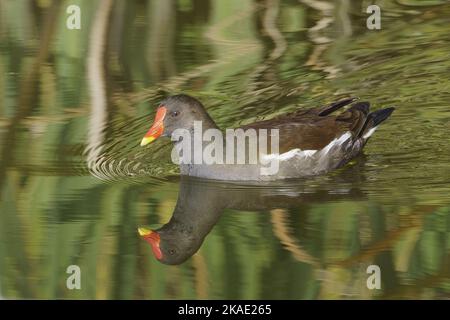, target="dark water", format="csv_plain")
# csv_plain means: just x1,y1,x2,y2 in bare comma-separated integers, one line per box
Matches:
1,0,449,299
